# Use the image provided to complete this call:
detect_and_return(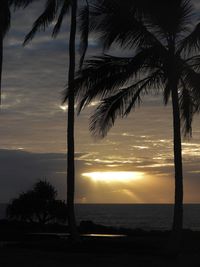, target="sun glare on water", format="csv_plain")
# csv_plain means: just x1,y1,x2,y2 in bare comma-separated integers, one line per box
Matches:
82,171,144,183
